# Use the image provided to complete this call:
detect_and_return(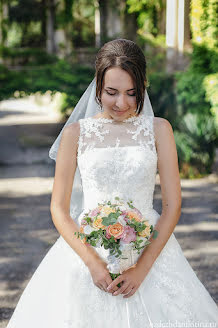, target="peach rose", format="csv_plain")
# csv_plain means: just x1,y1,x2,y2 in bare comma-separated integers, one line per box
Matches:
127,211,141,222
101,206,116,216
138,225,151,238
92,217,106,230
106,223,124,239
